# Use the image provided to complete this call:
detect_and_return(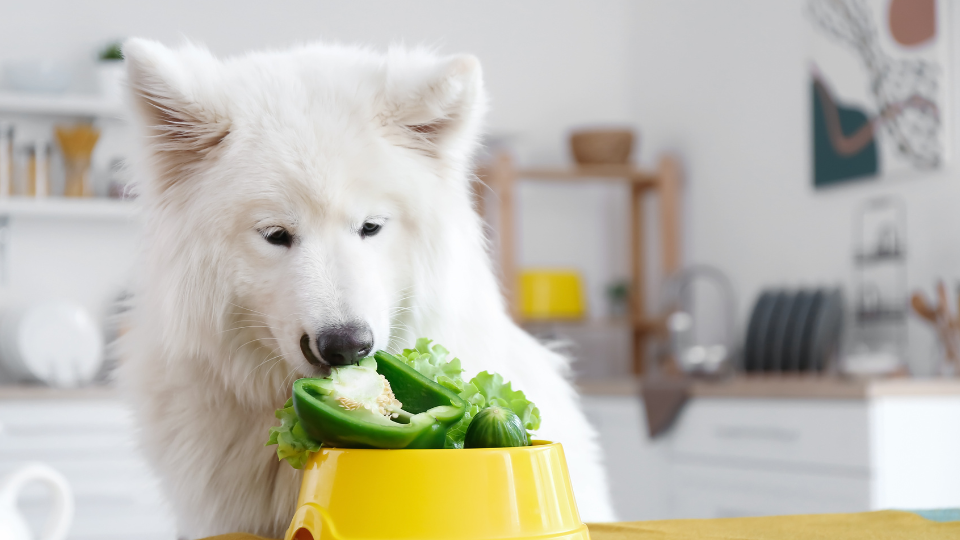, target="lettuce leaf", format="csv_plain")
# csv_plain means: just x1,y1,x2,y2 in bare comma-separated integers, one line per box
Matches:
399,338,466,394
397,338,540,448
444,380,484,449
265,398,321,469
